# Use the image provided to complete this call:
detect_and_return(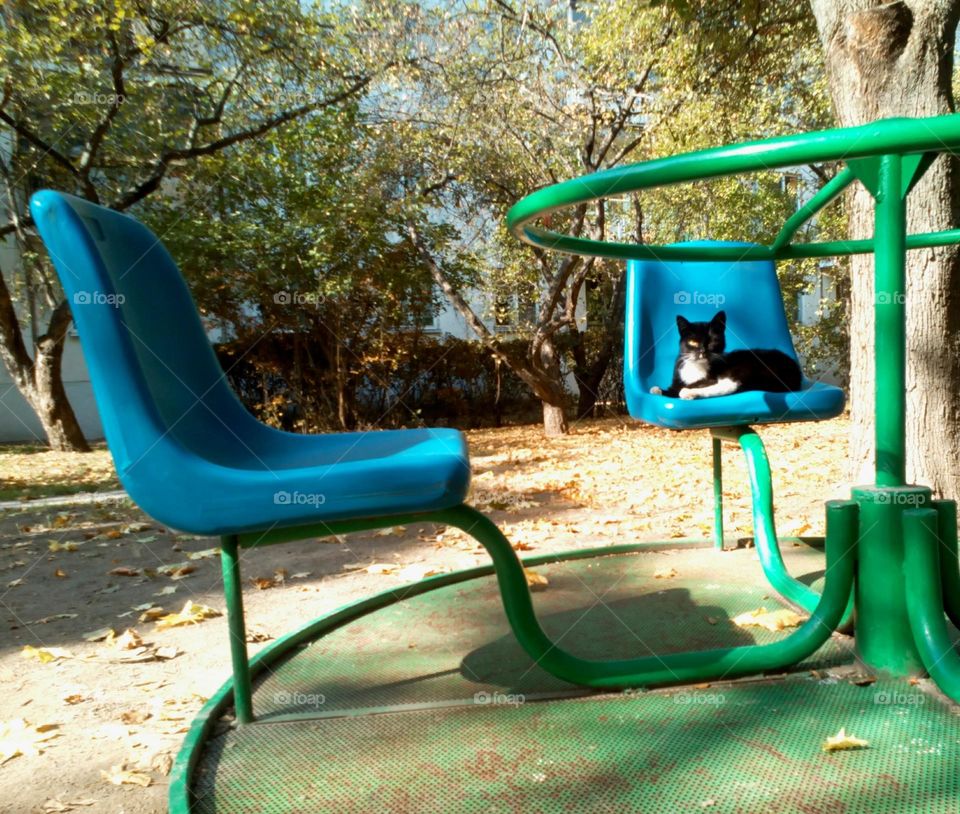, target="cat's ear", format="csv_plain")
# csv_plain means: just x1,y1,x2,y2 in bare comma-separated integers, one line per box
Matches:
676,315,690,333
710,311,726,330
